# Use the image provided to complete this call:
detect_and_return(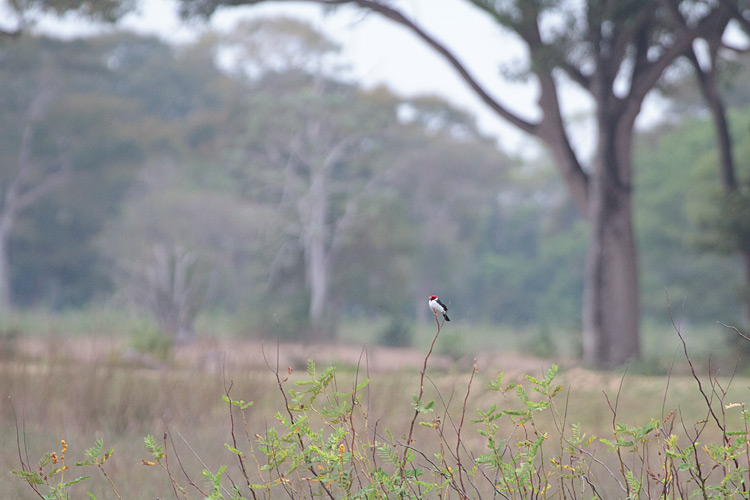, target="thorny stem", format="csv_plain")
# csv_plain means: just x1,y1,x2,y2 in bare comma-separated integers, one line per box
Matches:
221,371,259,500
678,409,710,500
347,343,369,491
667,293,727,441
604,368,630,496
162,432,187,500
719,322,750,492
97,463,123,500
400,312,443,480
423,372,482,498
456,360,477,499
744,402,750,498
172,428,214,498
262,340,336,500
11,398,44,500
667,292,747,496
